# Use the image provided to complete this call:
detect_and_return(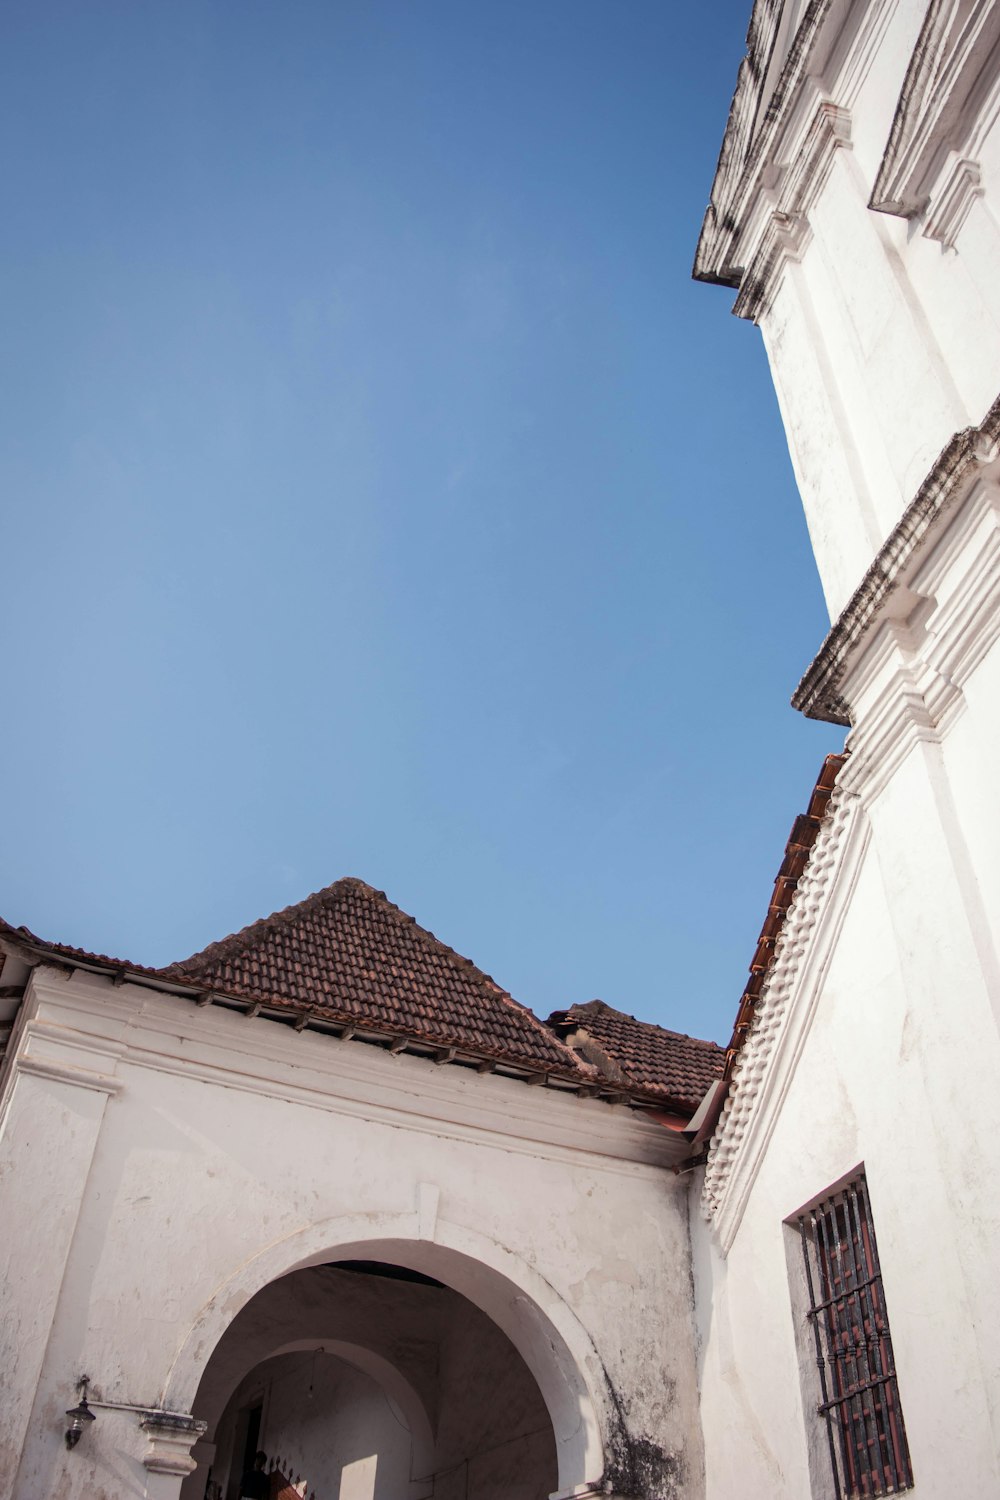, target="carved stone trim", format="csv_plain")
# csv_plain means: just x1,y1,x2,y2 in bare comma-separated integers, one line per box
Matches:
922,153,983,247
870,0,1000,221
734,103,851,323
702,784,863,1248
140,1412,208,1477
792,390,1000,724
694,0,835,287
